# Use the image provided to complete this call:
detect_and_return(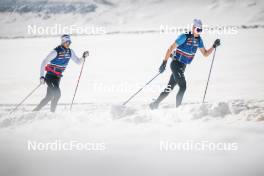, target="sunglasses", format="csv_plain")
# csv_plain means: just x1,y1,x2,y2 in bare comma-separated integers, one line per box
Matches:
65,40,72,45
196,27,203,33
